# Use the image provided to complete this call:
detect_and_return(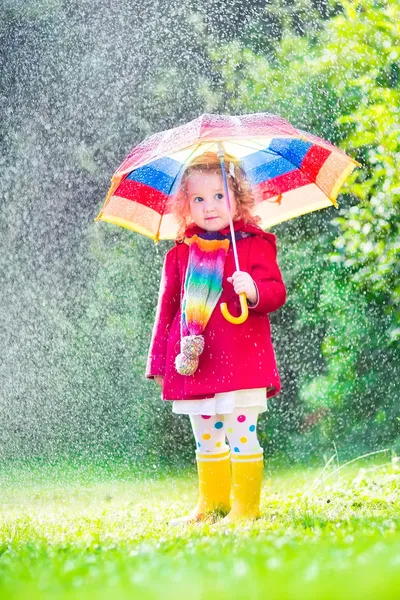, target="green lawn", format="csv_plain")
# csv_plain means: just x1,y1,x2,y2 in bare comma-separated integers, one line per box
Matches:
0,456,399,599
